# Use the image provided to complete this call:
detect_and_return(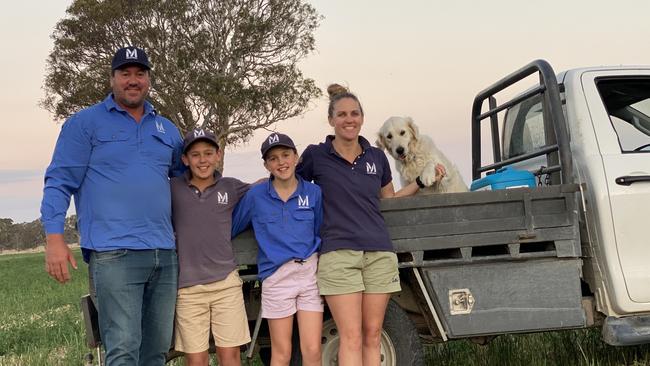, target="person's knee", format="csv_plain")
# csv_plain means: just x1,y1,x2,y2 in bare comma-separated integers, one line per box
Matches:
300,342,321,362
272,344,292,364
362,325,383,348
339,329,363,351
185,351,209,366
217,348,241,366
